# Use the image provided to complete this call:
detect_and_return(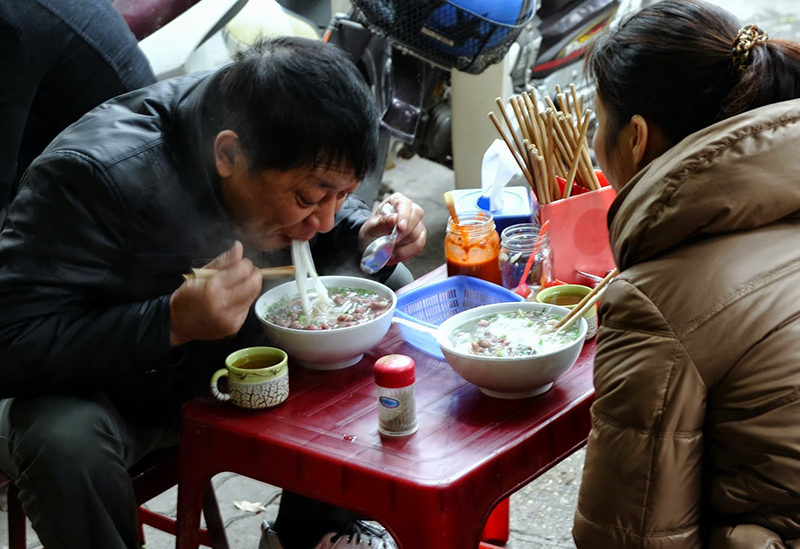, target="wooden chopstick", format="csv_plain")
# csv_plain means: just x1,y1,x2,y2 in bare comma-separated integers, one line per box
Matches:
524,92,551,180
562,114,592,199
511,96,532,145
488,111,535,188
555,287,606,334
184,266,296,280
551,267,619,331
559,112,596,192
526,142,545,205
494,97,528,162
570,84,580,119
536,154,551,204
